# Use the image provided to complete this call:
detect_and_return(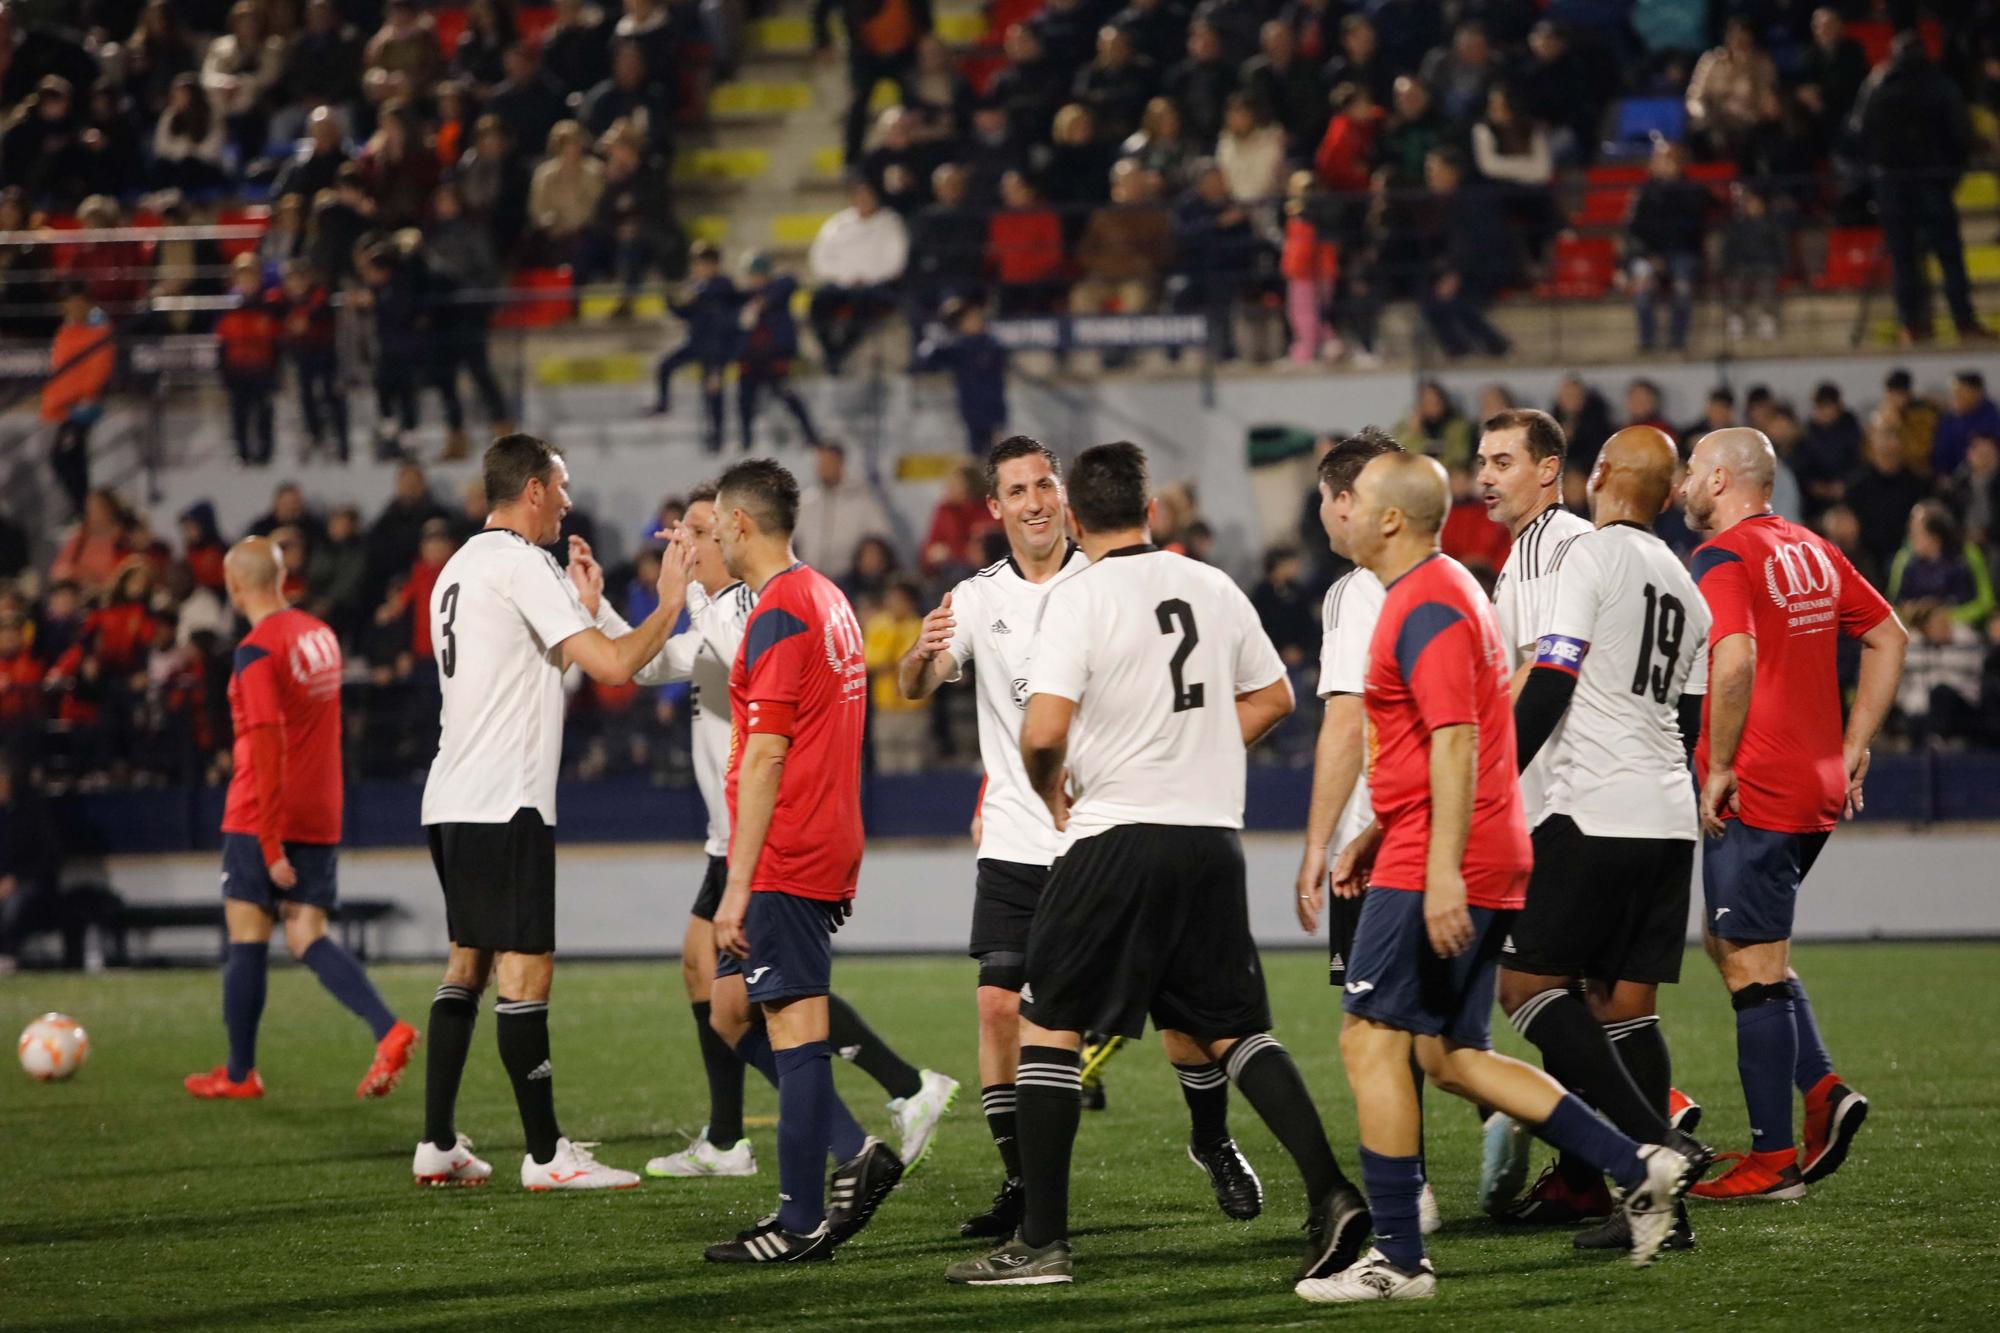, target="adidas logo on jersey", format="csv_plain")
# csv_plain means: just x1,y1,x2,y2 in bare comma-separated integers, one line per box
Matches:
992,619,1011,634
